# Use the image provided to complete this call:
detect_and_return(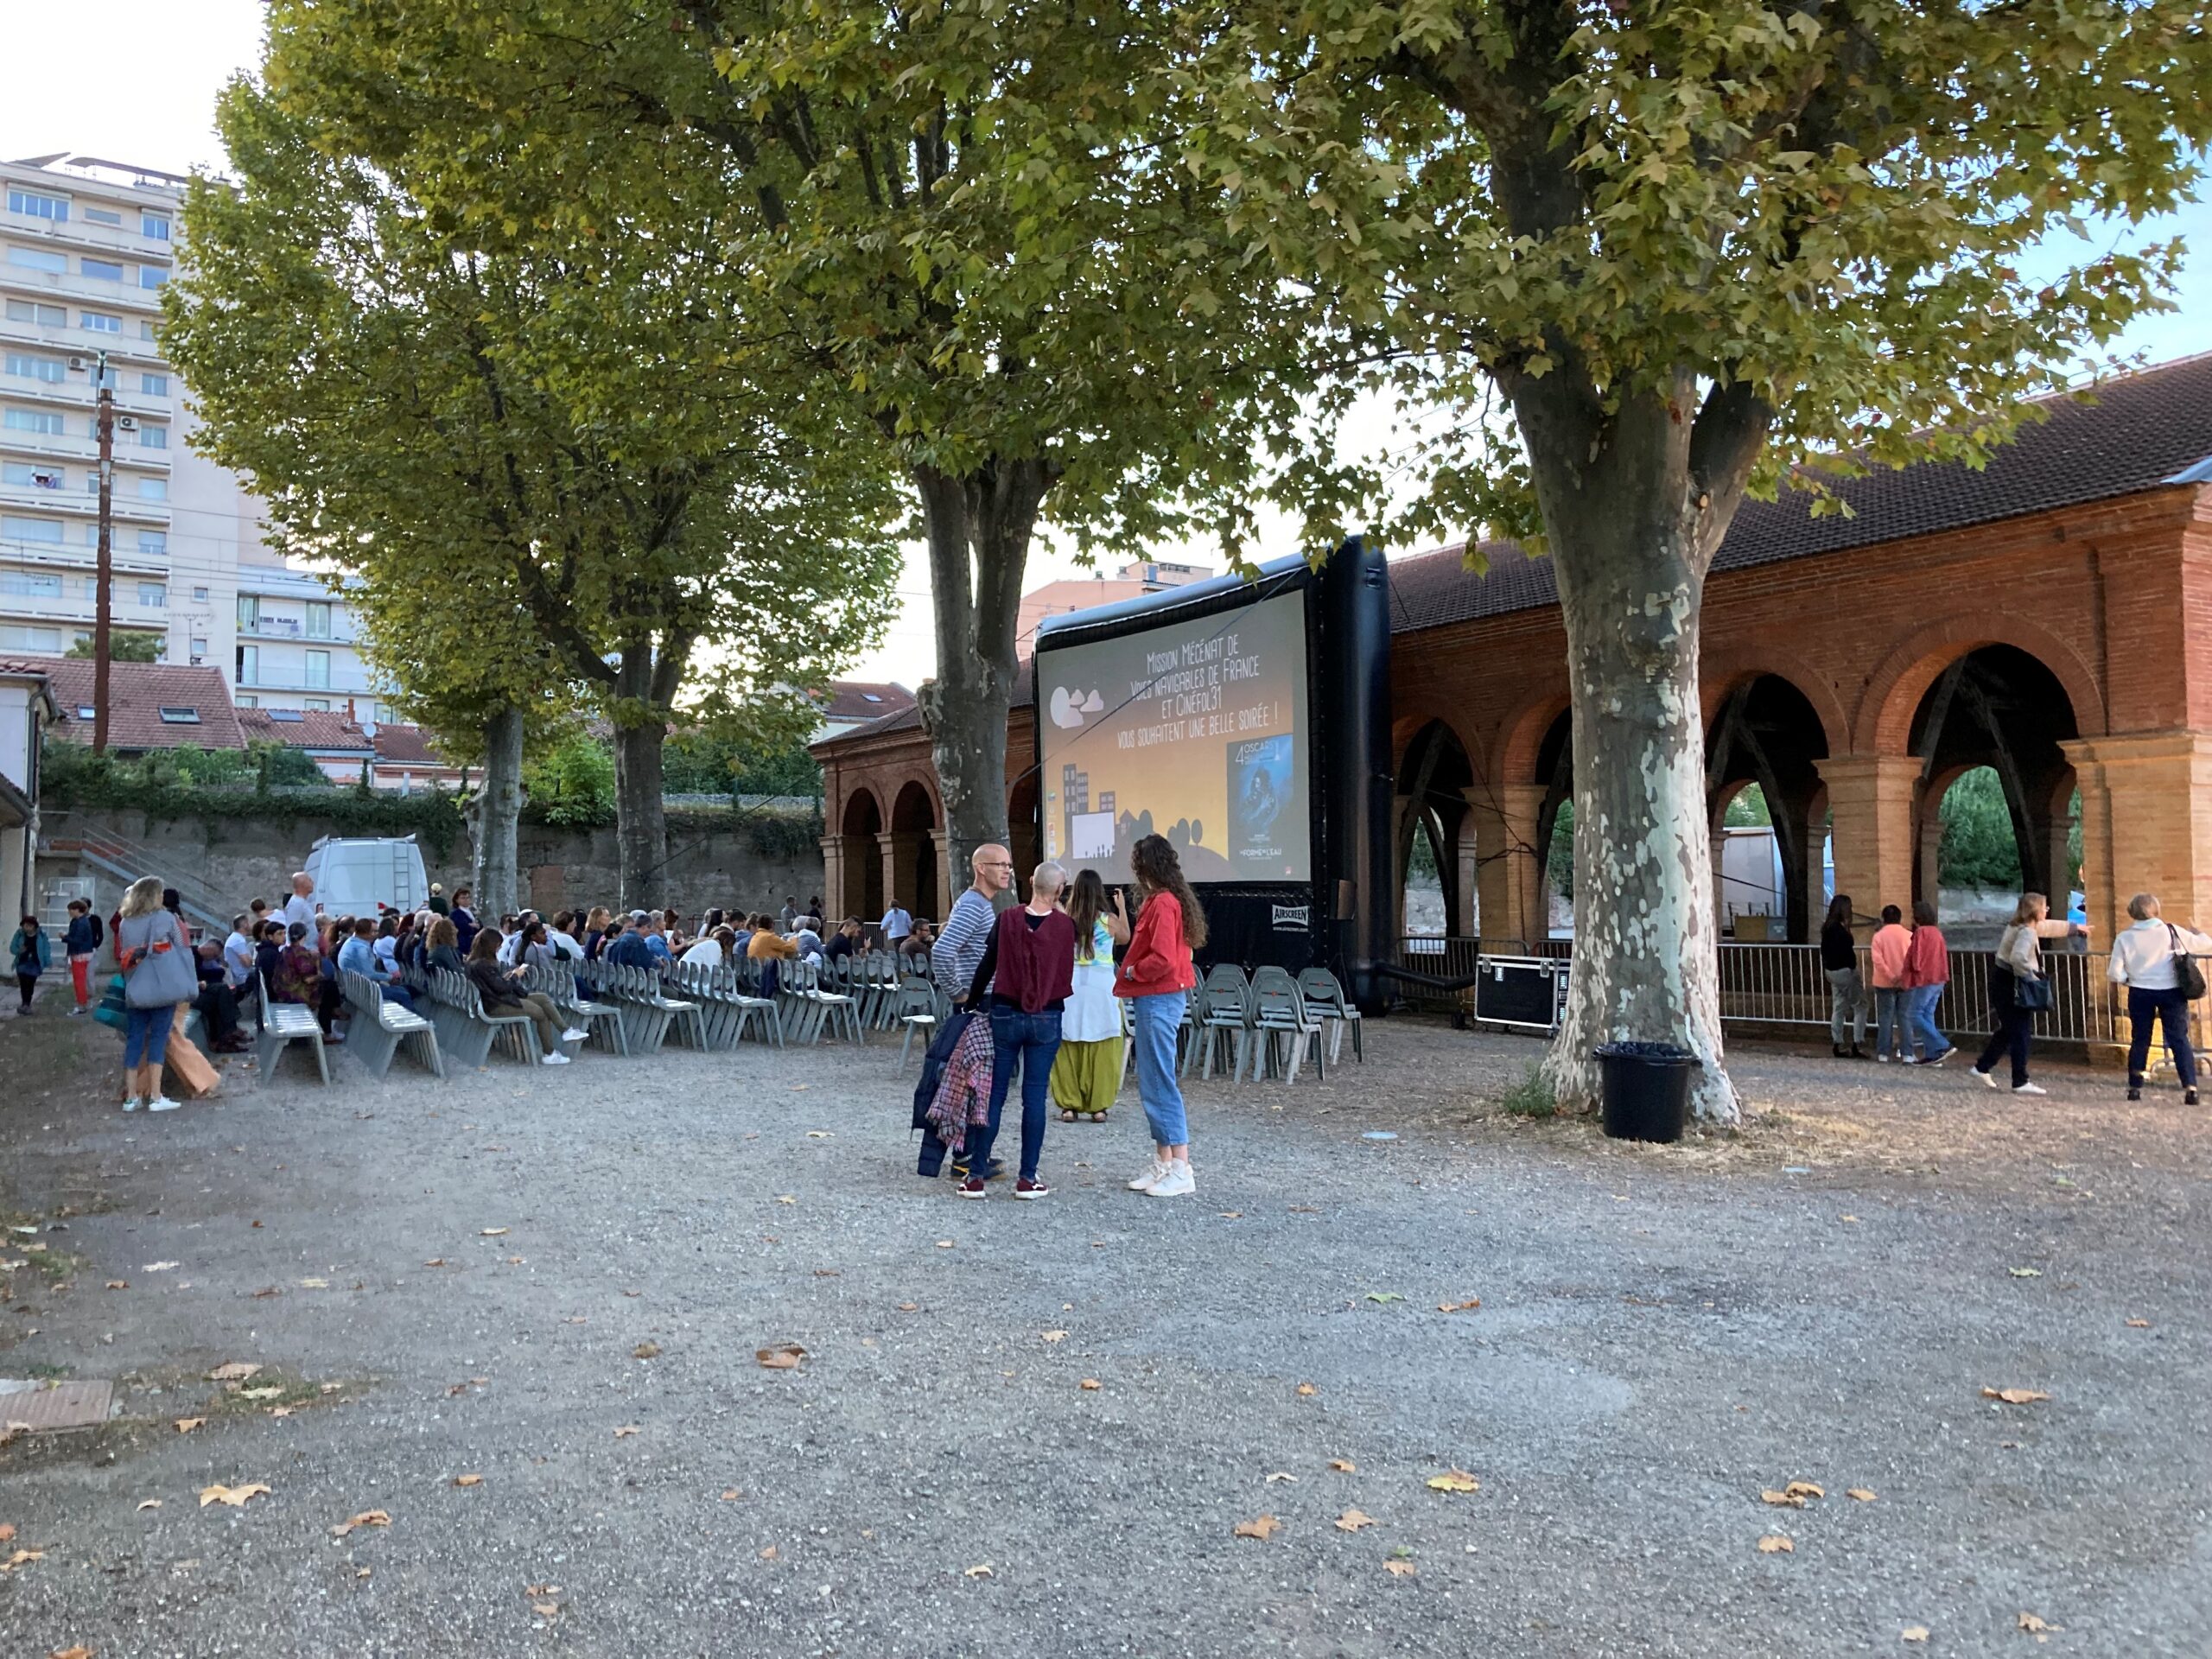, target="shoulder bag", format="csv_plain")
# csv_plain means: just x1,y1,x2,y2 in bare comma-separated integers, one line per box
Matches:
2166,924,2208,1000
123,913,199,1010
